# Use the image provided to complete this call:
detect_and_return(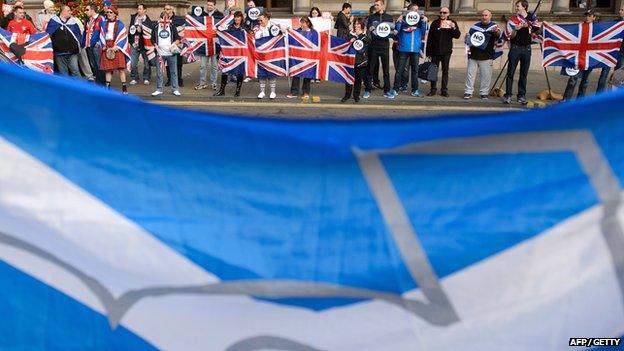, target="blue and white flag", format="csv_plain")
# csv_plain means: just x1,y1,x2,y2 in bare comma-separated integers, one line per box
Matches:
0,62,624,350
45,15,83,48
